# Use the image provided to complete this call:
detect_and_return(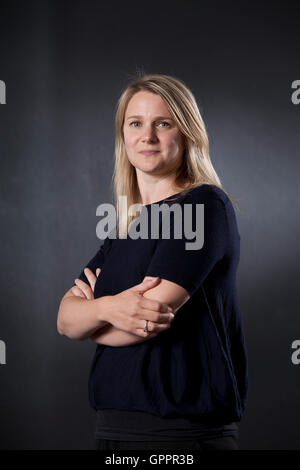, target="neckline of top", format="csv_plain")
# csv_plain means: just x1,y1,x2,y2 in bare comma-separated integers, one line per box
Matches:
142,187,198,208
142,192,181,208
